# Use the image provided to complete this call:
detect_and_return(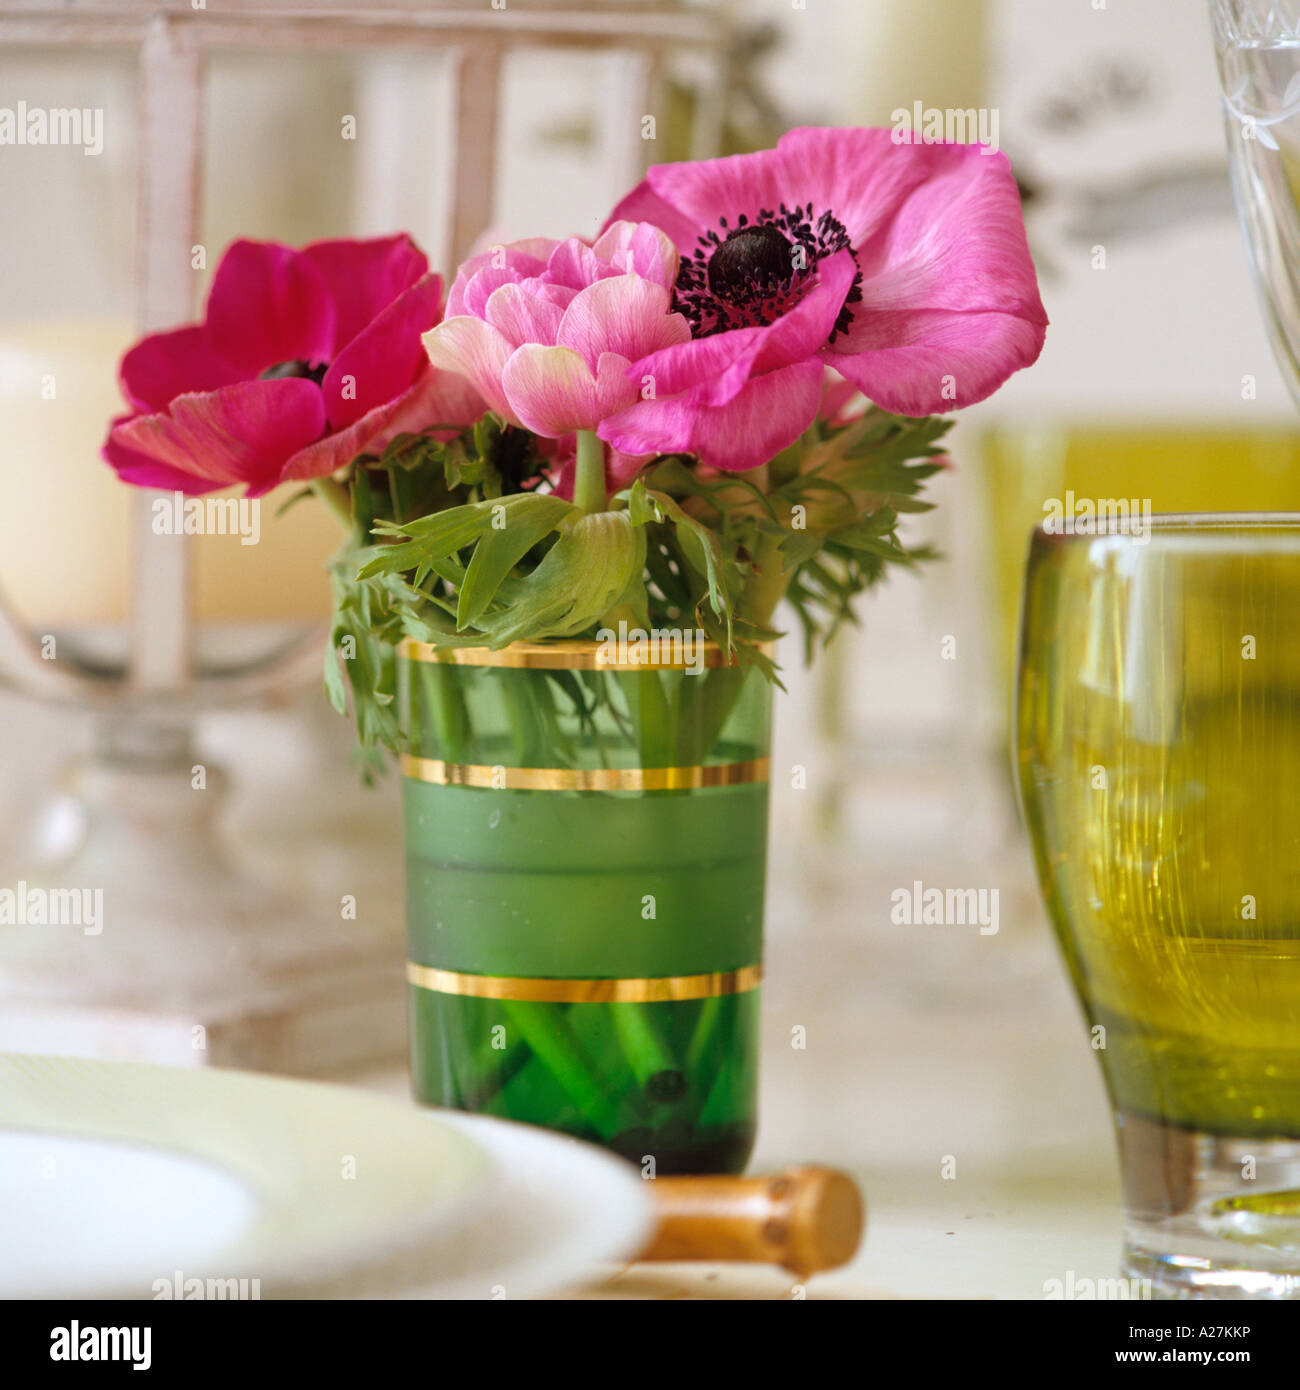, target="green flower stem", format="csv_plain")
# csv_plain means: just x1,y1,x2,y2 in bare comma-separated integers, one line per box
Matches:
685,995,741,1128
698,1047,742,1128
675,666,746,765
311,476,355,536
461,1030,531,1109
609,1003,686,1103
628,670,673,767
741,530,791,630
672,674,705,764
734,431,815,627
601,601,674,767
573,429,607,515
418,661,471,762
499,671,550,765
499,1001,623,1138
533,673,580,766
685,994,725,1079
